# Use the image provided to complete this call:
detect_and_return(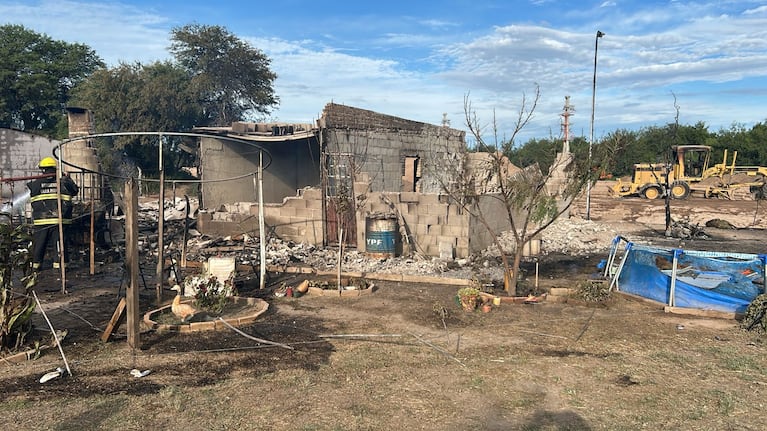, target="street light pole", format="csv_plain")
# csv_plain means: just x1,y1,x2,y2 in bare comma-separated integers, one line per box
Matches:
586,30,604,221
